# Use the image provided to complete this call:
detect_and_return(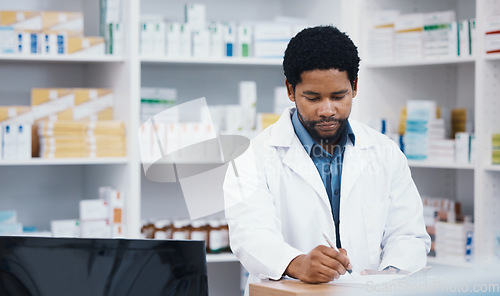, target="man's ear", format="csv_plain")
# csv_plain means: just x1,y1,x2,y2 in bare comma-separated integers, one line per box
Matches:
352,77,359,98
285,79,295,102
